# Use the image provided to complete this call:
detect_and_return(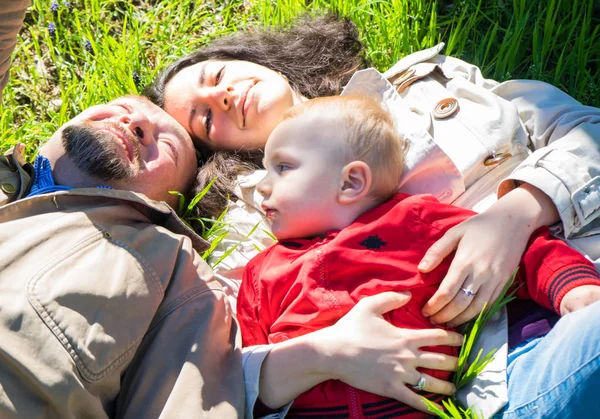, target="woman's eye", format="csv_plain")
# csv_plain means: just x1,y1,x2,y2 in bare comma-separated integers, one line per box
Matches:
205,109,213,139
215,66,225,85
